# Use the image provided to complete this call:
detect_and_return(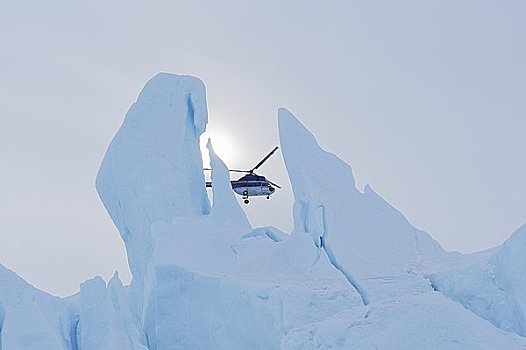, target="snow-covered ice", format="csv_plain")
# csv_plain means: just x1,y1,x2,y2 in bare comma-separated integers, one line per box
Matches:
429,224,526,337
1,73,525,349
0,263,75,350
